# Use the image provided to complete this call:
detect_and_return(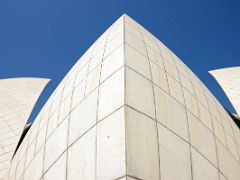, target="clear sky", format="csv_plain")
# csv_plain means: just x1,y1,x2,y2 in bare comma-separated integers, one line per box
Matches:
0,0,239,122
